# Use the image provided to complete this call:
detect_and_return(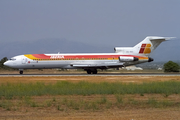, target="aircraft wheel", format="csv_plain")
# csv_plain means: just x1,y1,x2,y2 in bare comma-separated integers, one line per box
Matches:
92,70,97,74
20,71,23,74
87,70,91,74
